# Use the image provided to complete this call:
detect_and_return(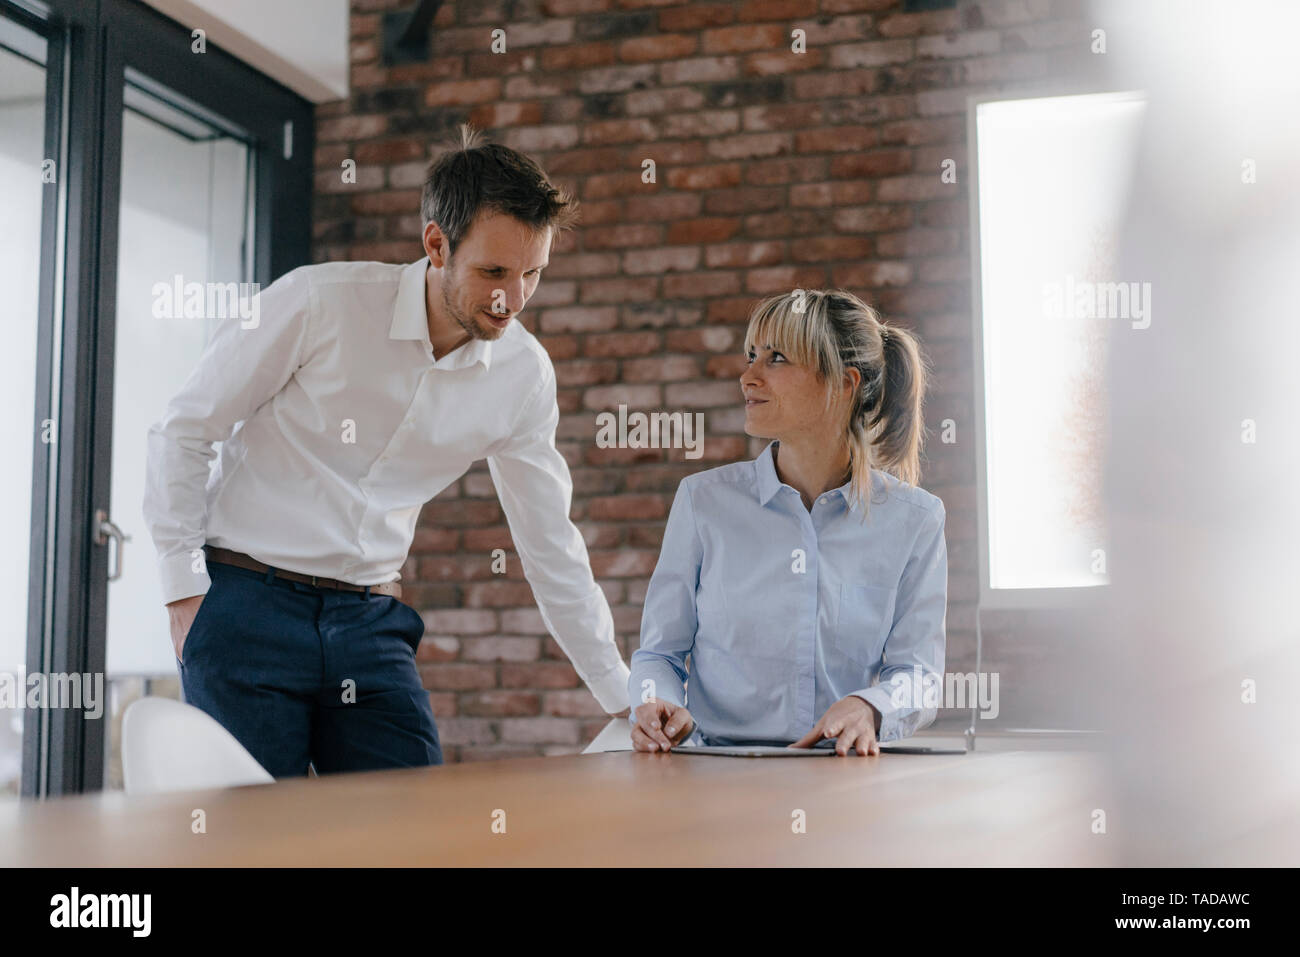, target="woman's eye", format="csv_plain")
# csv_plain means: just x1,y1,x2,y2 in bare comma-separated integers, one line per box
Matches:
771,352,786,362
